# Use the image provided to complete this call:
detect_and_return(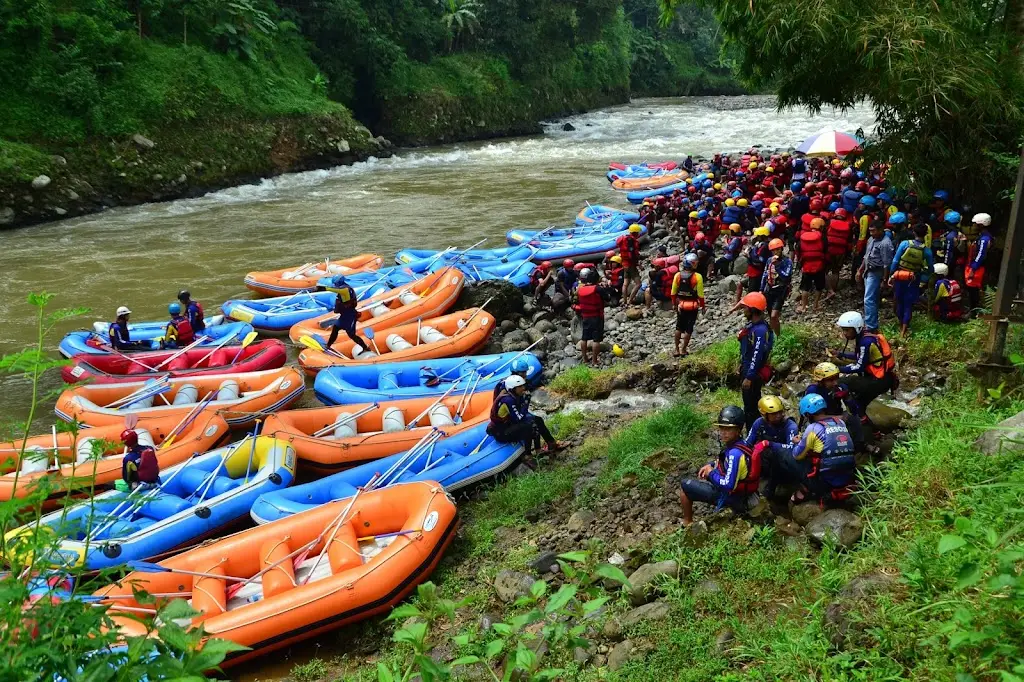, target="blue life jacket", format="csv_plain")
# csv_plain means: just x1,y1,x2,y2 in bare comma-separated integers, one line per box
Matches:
810,416,856,487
